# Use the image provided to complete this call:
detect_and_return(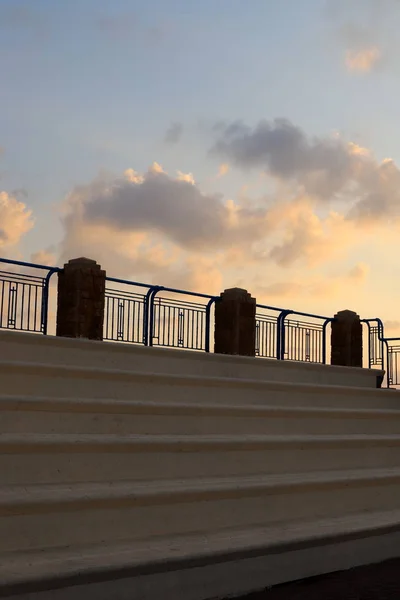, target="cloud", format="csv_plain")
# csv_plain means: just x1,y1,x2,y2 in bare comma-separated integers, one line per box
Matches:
348,262,369,282
0,191,34,250
325,0,400,74
385,320,400,334
61,163,270,254
217,163,230,178
176,171,195,184
30,249,57,266
254,262,369,304
211,118,400,223
345,47,381,72
211,119,354,199
164,122,183,144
